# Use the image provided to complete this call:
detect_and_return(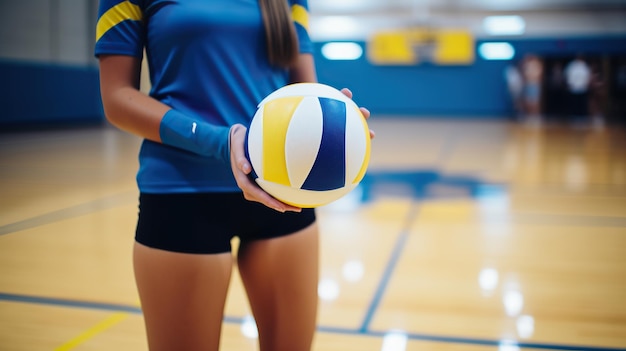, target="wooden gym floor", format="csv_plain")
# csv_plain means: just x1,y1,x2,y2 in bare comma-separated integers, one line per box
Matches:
0,117,625,351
